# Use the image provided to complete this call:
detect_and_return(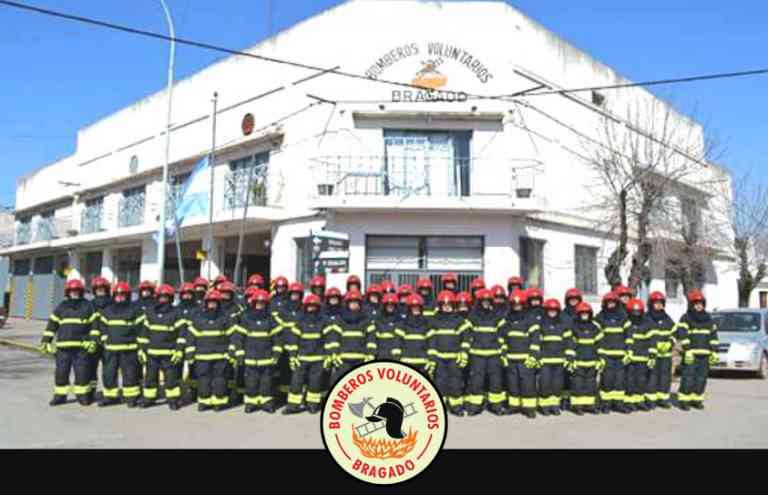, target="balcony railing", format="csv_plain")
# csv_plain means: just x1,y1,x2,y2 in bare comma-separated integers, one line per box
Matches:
309,155,542,200
16,223,31,245
223,166,269,210
81,207,104,235
118,195,146,228
367,270,482,293
34,218,58,242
